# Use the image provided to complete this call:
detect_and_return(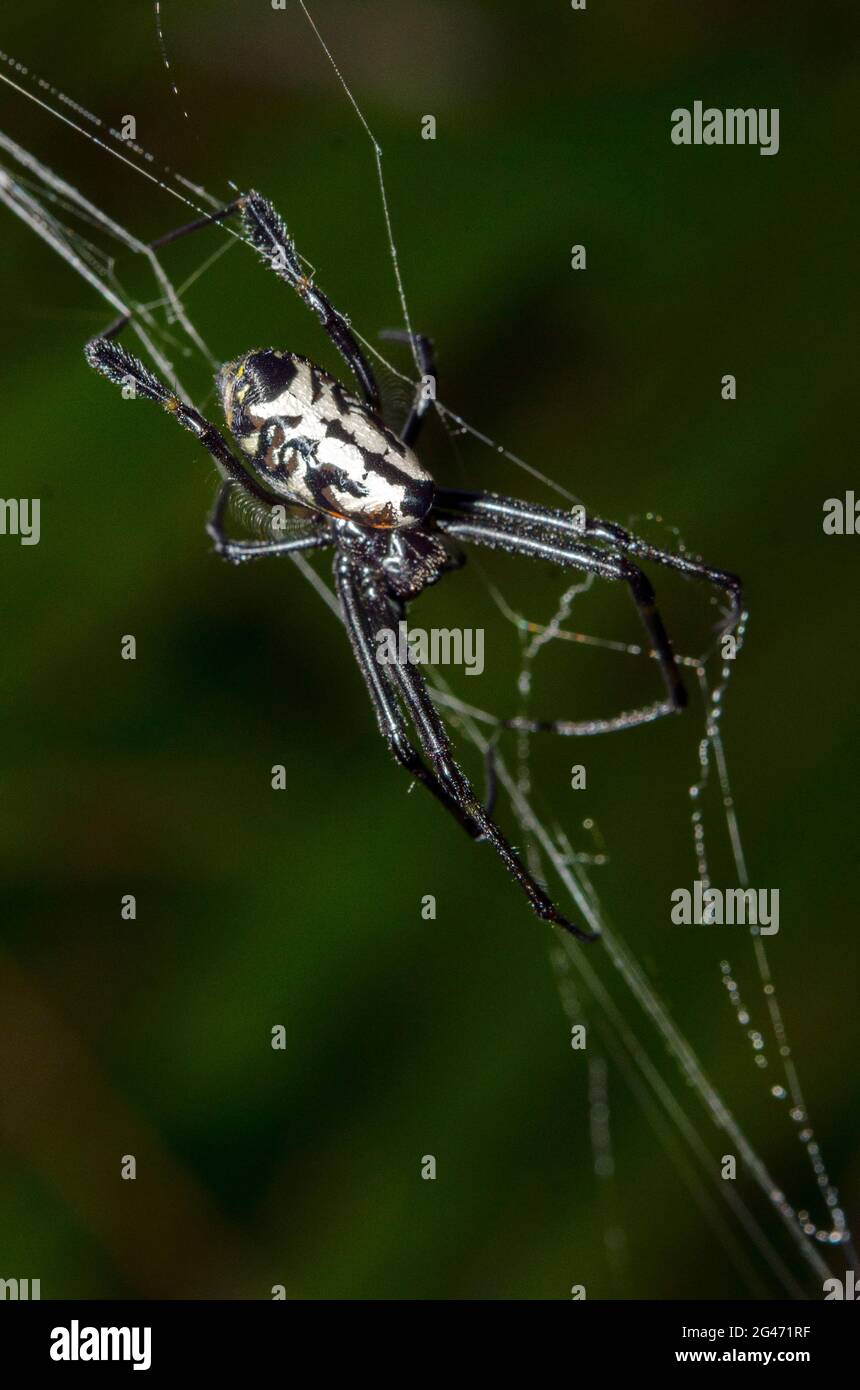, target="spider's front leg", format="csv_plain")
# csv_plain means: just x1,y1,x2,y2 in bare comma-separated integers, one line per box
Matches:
239,192,381,412
86,340,336,565
384,610,598,941
114,188,383,410
84,337,275,502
